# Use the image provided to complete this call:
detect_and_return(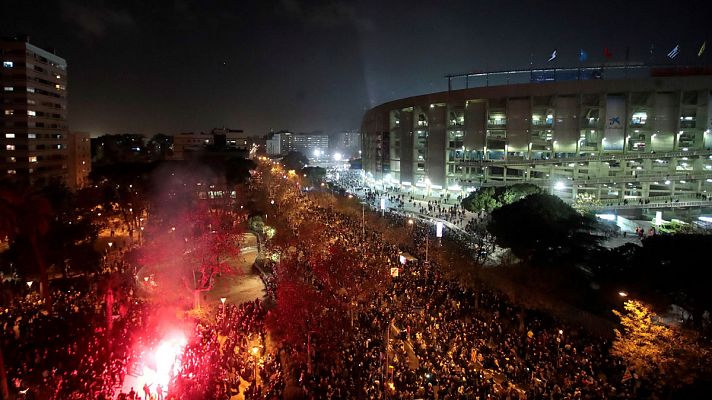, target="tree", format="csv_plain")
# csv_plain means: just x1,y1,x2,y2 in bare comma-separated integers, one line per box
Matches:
612,300,710,392
281,151,309,171
487,193,602,266
462,187,500,212
462,183,541,213
572,192,602,215
500,183,541,205
0,187,53,307
225,156,256,184
147,133,173,160
632,235,712,330
302,166,326,185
